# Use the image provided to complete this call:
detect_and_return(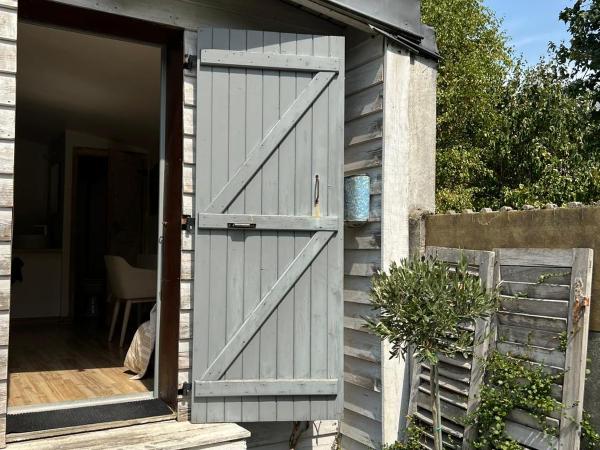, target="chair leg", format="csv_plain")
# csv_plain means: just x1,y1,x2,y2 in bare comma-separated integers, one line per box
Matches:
120,300,132,348
109,300,120,342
